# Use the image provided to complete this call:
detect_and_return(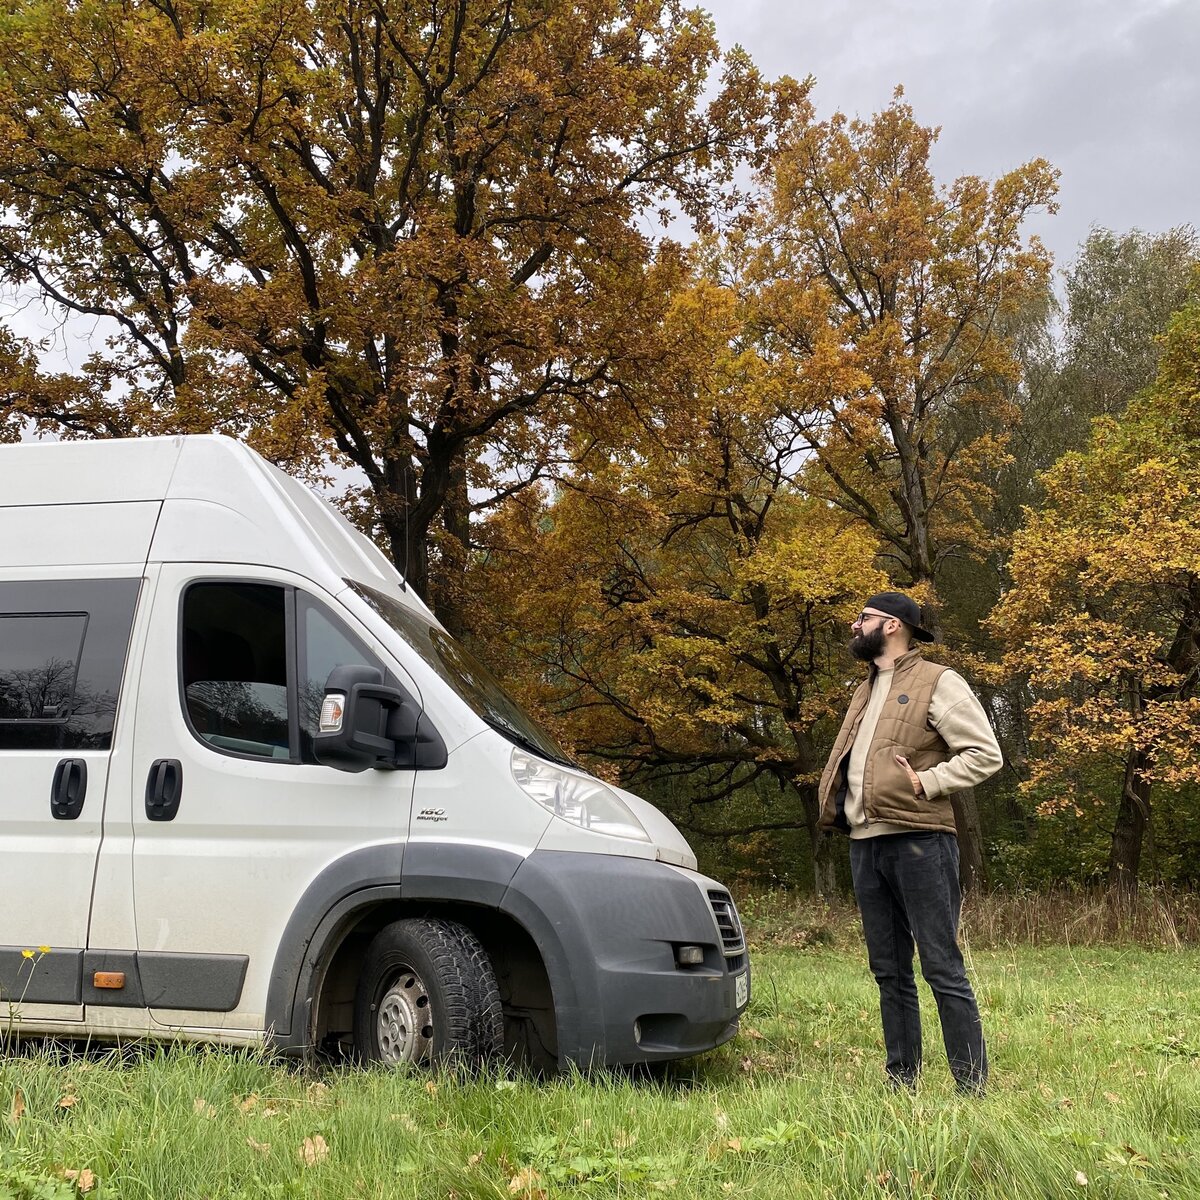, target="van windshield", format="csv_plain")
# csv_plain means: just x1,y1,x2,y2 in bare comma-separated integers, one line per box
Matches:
347,580,573,767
